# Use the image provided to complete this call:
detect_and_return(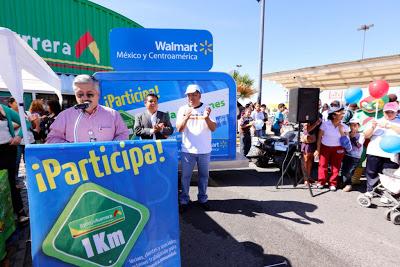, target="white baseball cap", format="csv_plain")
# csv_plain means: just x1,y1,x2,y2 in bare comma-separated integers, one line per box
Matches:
349,118,360,124
328,106,344,114
185,84,202,94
